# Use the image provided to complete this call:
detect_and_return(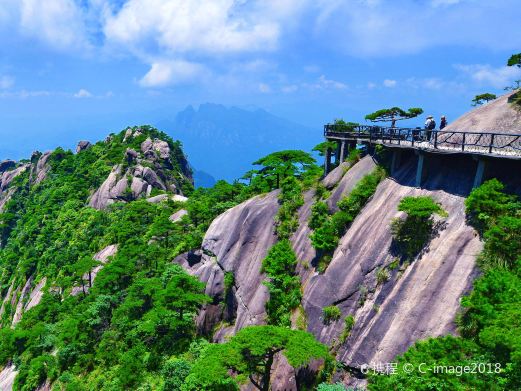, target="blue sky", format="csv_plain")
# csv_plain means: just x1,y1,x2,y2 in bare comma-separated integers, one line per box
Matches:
1,0,520,160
